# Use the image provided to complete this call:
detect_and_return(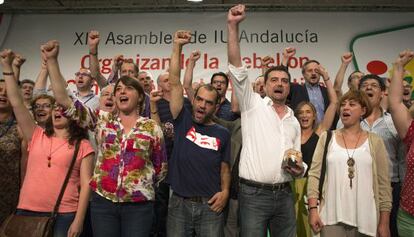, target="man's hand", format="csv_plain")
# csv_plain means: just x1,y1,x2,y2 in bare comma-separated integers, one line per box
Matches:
112,54,124,70
189,50,201,63
12,54,26,68
227,4,246,25
41,40,59,60
316,65,330,81
150,90,163,103
208,190,229,213
88,30,100,51
173,30,192,46
283,47,296,59
341,52,353,65
261,56,273,69
0,49,15,67
395,49,414,67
